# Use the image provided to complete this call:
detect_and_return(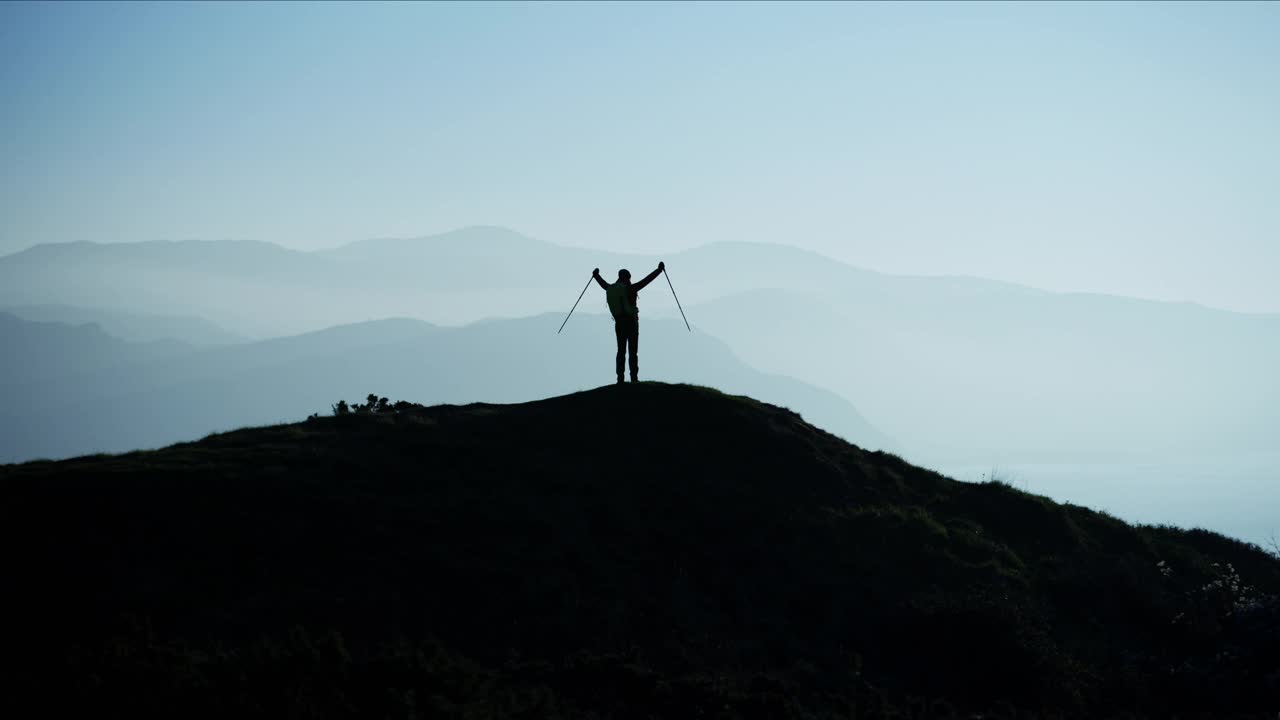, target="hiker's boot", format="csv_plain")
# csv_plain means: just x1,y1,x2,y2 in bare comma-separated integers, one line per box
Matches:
616,375,625,385
630,373,639,383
